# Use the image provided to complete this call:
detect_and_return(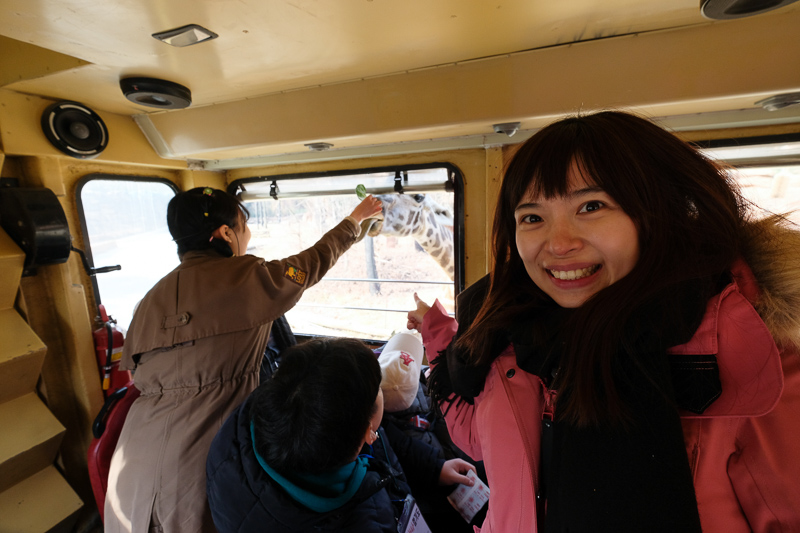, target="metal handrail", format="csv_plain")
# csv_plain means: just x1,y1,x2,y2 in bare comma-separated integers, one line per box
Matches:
239,182,448,201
